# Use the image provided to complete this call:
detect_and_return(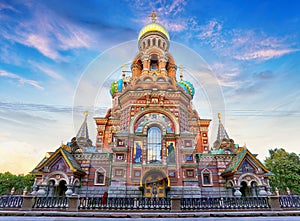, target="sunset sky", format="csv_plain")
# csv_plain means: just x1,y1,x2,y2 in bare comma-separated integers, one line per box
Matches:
0,0,299,174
